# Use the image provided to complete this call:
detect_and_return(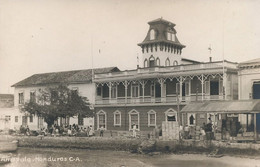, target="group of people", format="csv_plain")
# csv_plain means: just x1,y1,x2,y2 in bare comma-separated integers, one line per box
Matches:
19,125,30,136
47,124,95,137
20,124,95,137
